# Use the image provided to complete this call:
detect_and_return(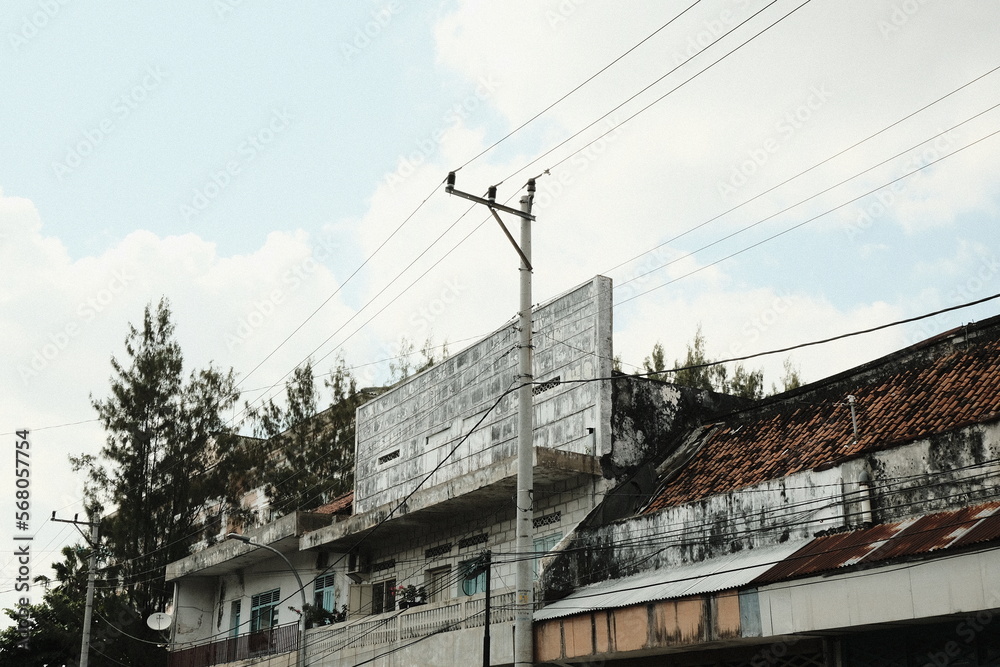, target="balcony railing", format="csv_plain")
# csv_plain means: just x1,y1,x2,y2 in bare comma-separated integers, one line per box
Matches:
315,591,516,651
168,591,517,667
167,623,298,667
